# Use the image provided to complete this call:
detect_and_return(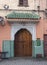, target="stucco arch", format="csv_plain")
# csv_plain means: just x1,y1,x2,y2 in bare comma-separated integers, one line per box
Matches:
11,23,36,40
